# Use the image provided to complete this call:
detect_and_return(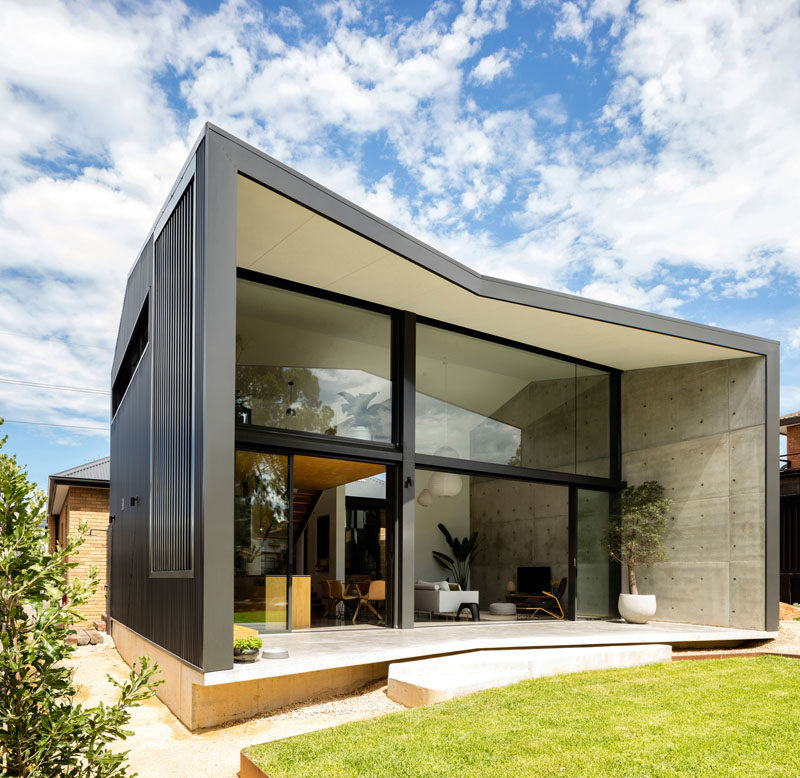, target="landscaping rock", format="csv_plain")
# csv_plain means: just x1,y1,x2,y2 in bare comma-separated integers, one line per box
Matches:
780,602,800,620
87,629,104,645
93,620,107,633
65,634,79,646
74,629,90,646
